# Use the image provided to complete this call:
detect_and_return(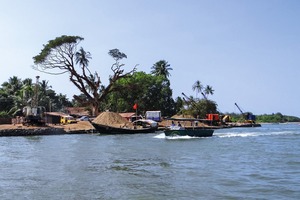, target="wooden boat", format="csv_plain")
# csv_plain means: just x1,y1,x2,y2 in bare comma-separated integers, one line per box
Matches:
164,117,214,137
91,122,156,134
164,126,214,137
